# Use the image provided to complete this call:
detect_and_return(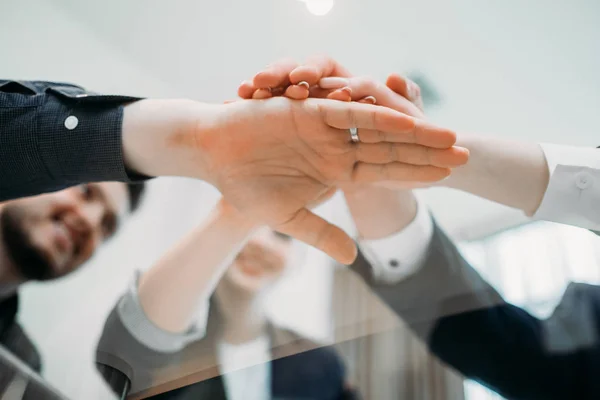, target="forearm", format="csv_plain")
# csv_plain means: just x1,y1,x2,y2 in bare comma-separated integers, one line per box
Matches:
122,99,223,181
440,134,549,216
138,201,257,334
0,80,224,201
344,186,418,240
